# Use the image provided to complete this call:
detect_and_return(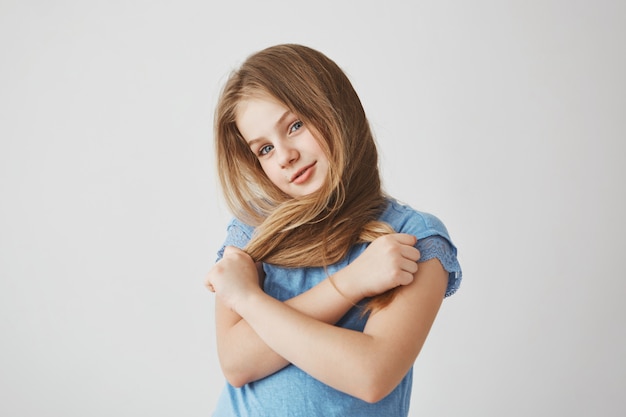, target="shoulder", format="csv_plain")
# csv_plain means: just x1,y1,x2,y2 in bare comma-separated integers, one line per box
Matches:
216,218,256,261
380,198,453,242
380,198,462,297
225,217,256,238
